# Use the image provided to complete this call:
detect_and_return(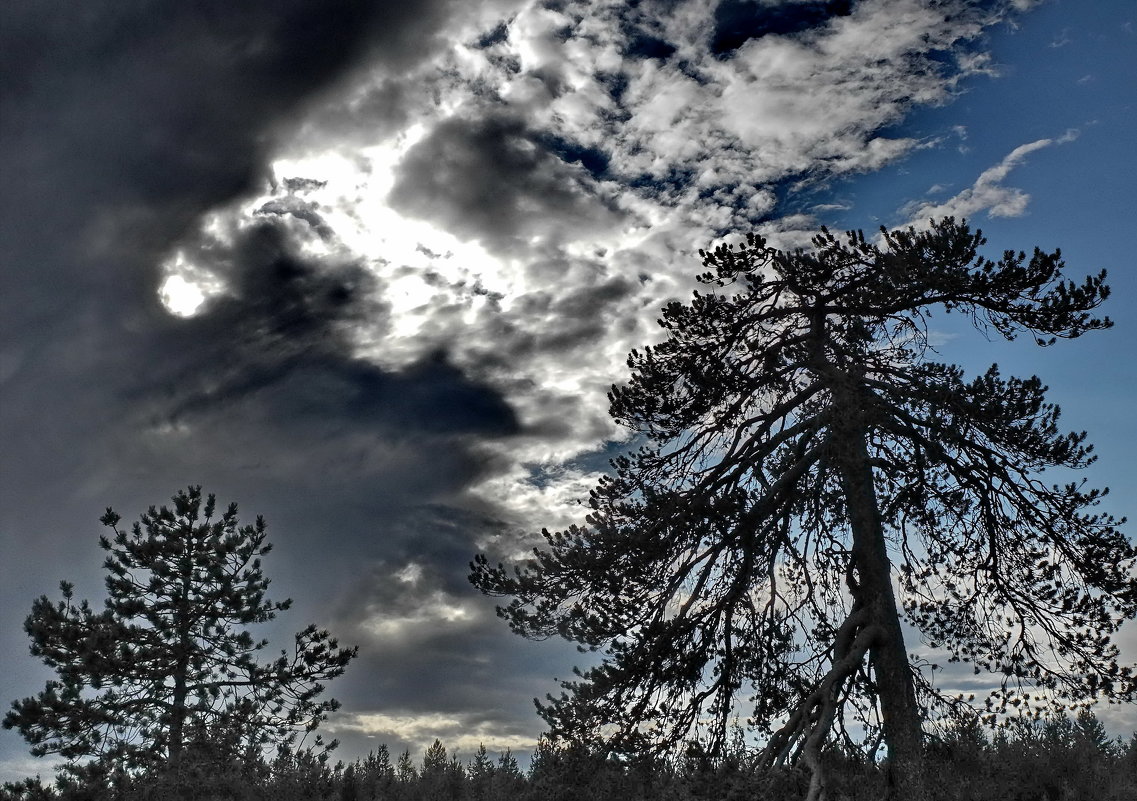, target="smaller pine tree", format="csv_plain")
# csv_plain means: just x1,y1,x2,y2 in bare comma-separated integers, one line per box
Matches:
358,745,395,798
1073,708,1111,754
422,739,448,777
3,486,356,782
468,744,495,801
396,749,418,783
